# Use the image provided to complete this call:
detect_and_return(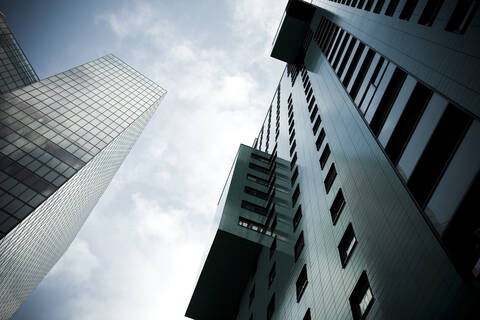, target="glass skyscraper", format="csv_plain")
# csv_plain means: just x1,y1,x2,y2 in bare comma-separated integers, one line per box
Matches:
187,1,479,319
0,16,166,319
